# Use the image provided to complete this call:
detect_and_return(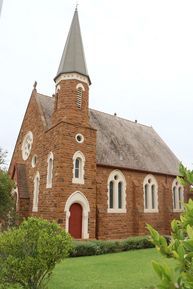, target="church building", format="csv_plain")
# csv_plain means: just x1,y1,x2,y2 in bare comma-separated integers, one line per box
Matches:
9,9,186,239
